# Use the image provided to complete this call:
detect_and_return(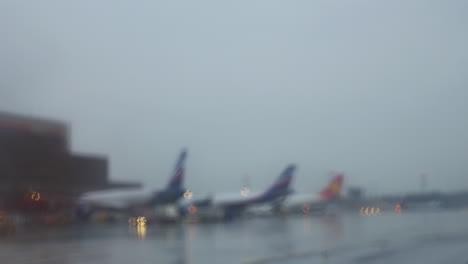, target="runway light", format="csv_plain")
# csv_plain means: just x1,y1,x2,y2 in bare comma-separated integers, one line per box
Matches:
188,205,197,214
137,216,147,225
394,204,402,213
360,207,381,216
184,190,193,200
240,187,250,197
301,204,310,214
